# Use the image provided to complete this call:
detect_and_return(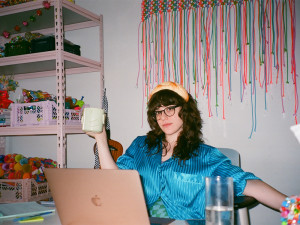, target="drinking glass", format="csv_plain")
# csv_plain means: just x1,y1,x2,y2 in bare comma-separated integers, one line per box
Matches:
205,176,234,225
